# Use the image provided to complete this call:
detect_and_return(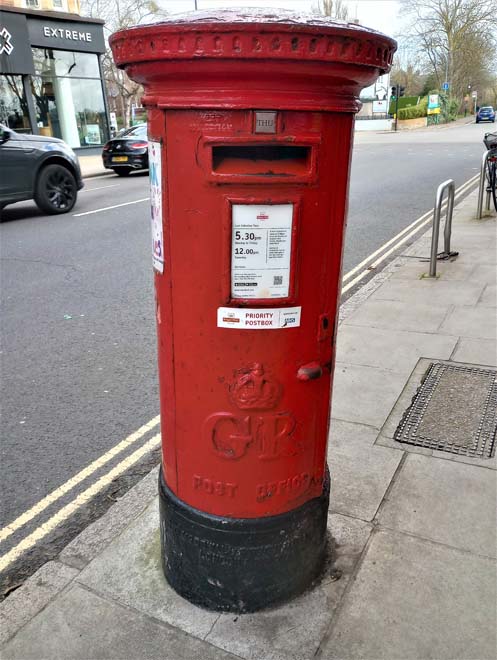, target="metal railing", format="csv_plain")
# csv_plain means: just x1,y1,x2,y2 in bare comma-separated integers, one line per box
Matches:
476,149,493,219
428,179,457,278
